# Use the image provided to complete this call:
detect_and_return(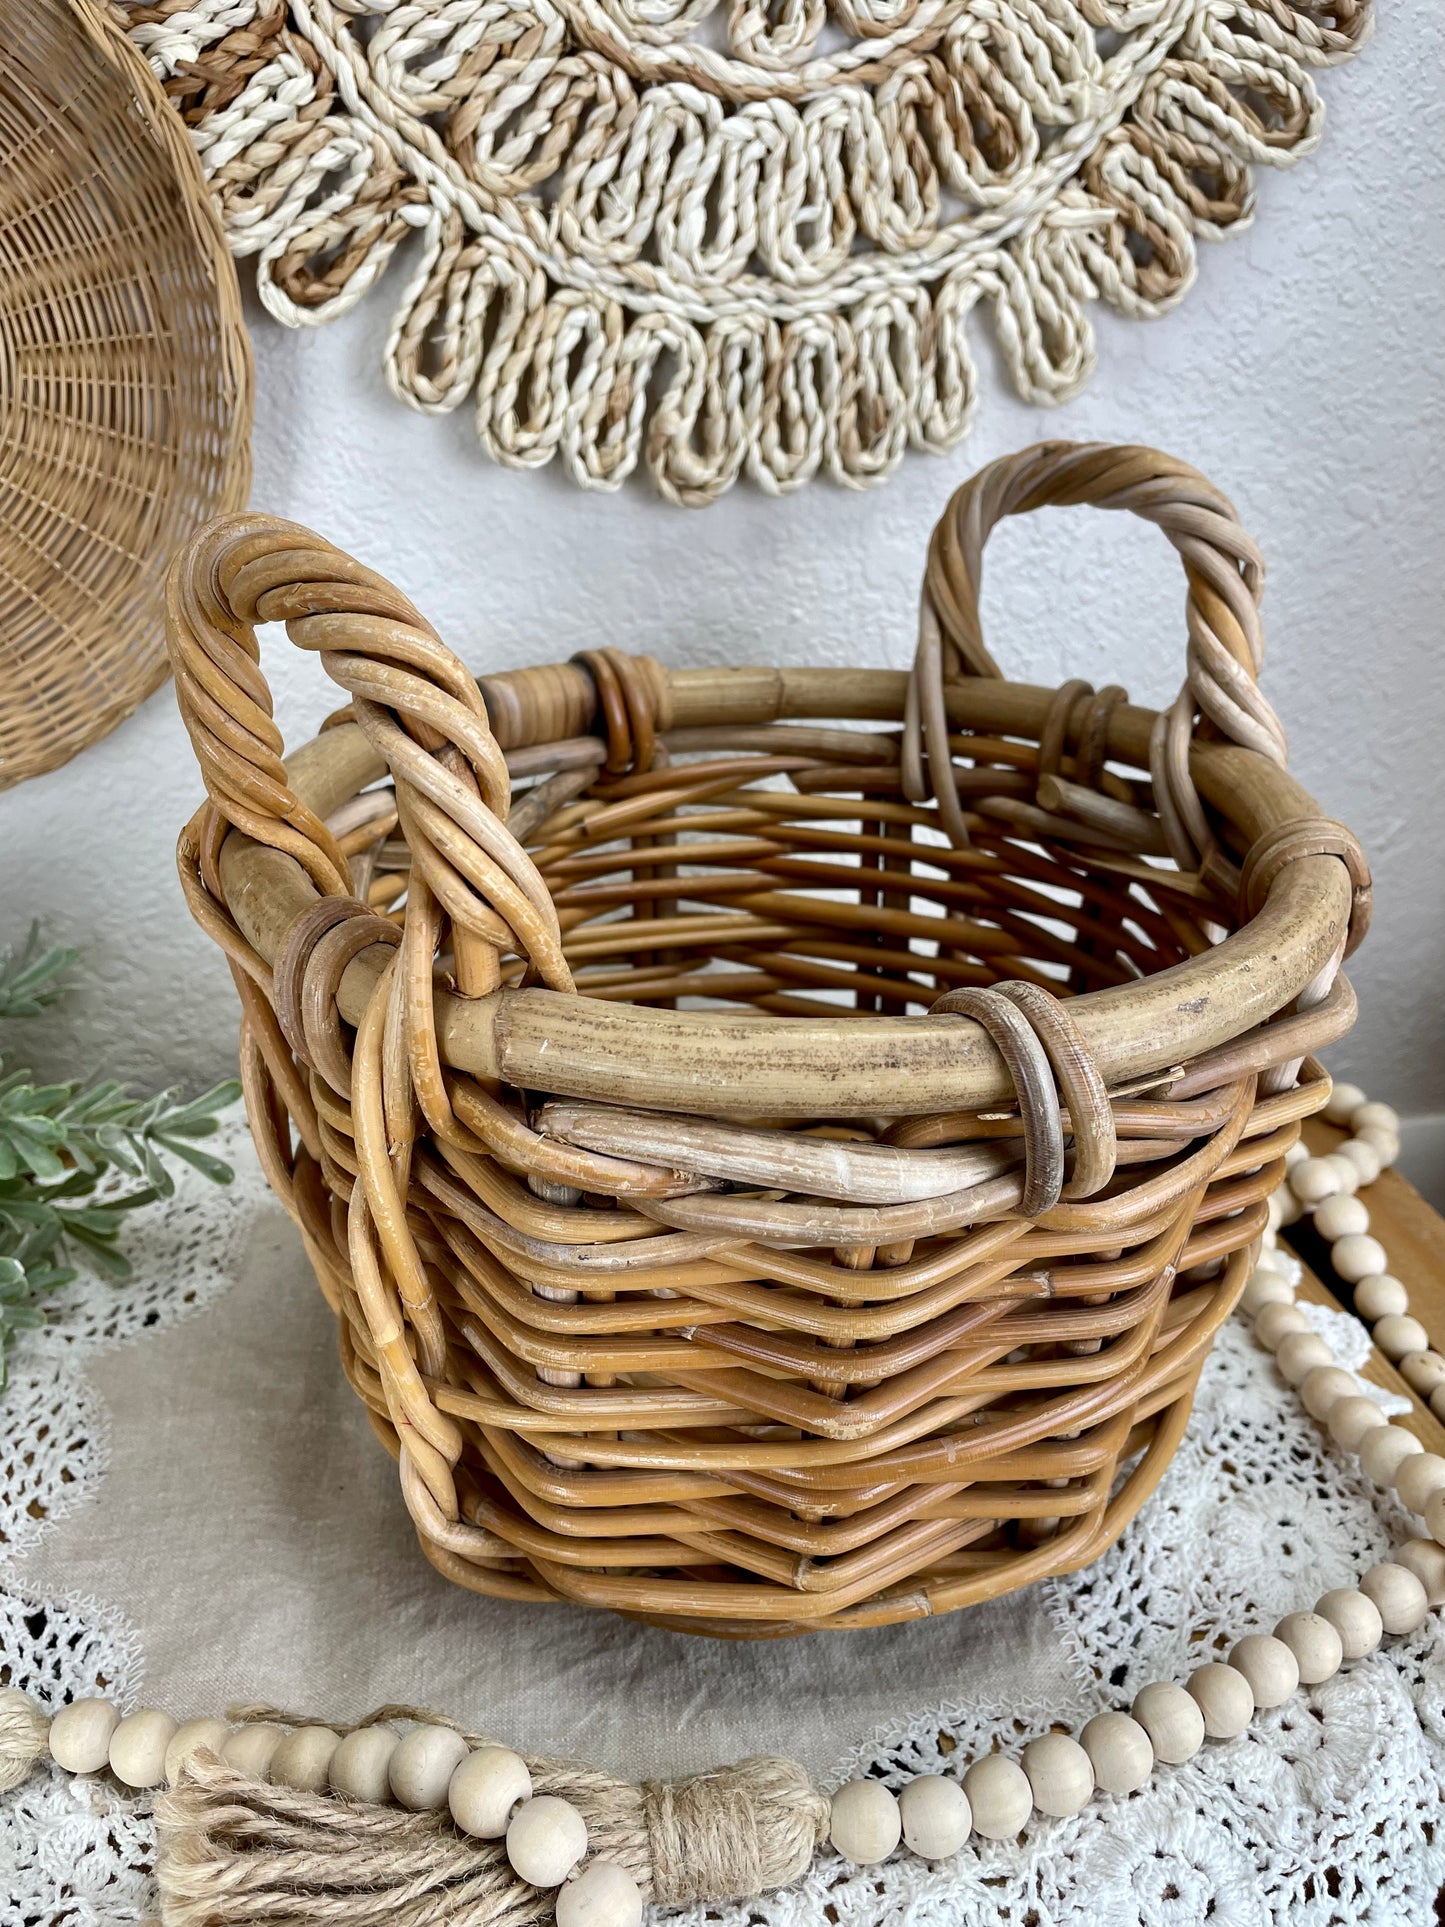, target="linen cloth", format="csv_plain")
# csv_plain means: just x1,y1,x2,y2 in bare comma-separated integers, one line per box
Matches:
3,1116,1442,1924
